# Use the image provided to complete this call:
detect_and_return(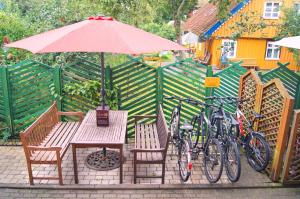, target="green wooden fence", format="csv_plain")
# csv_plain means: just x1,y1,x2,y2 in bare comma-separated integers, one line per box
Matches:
161,59,209,124
112,57,157,134
0,60,55,137
259,62,300,109
2,58,300,139
61,58,101,113
212,62,248,113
